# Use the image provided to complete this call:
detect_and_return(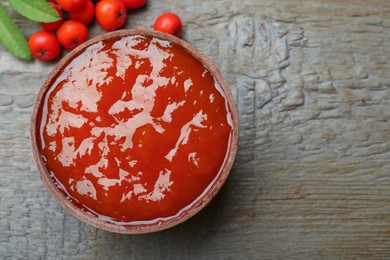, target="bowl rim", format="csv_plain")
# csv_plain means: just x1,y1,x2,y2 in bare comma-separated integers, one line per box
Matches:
30,28,239,234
